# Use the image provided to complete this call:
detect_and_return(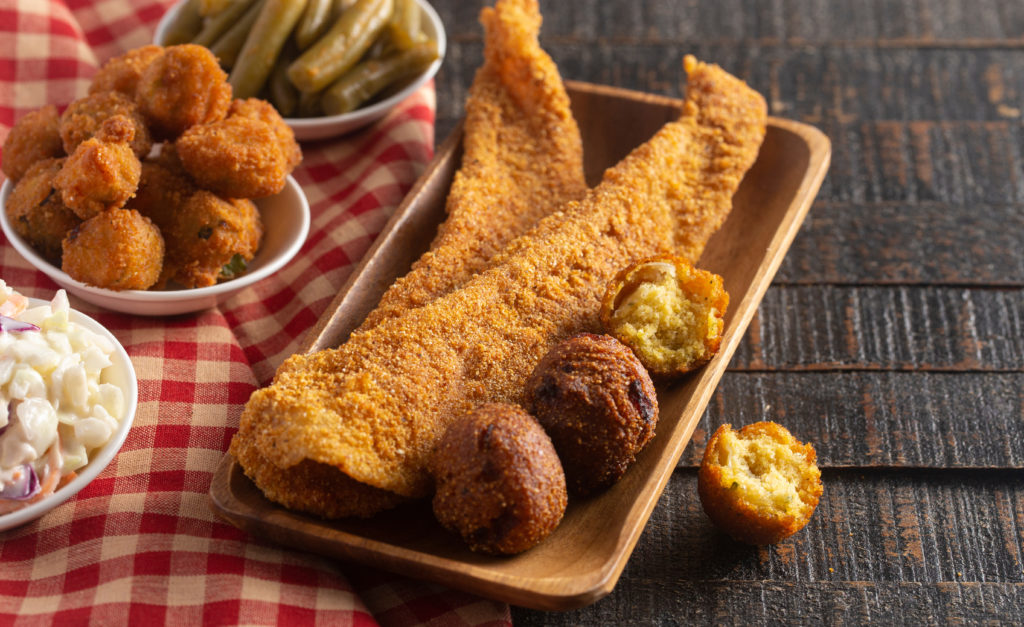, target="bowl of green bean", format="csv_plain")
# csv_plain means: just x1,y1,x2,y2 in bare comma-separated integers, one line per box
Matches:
155,0,446,141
